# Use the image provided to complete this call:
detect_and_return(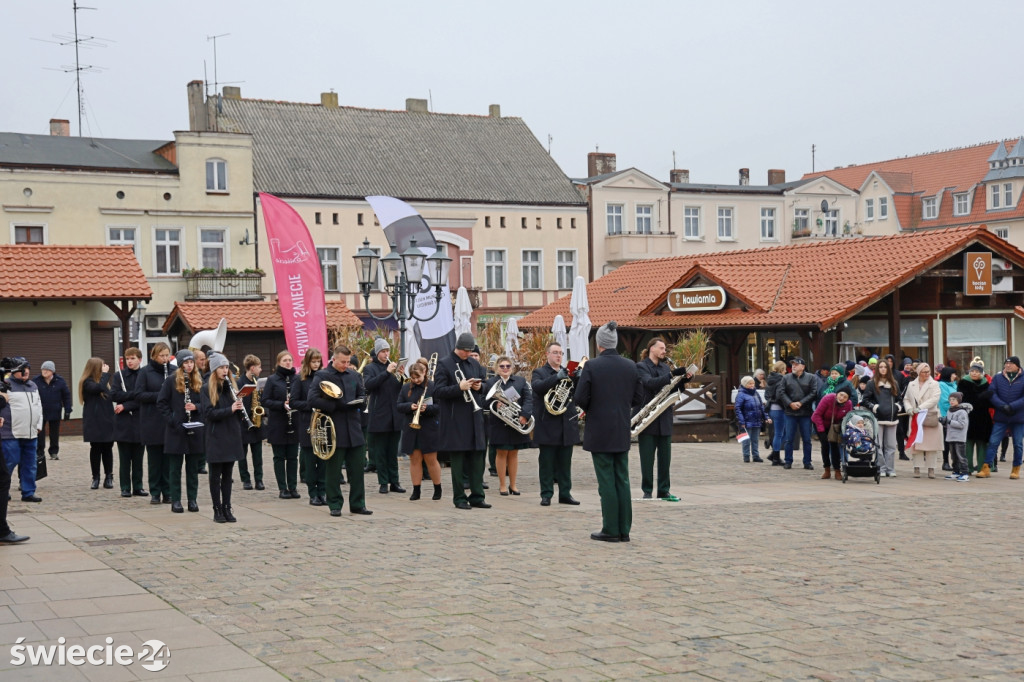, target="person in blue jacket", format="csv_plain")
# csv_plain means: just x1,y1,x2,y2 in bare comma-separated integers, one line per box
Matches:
34,361,72,461
734,375,767,463
979,356,1024,479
